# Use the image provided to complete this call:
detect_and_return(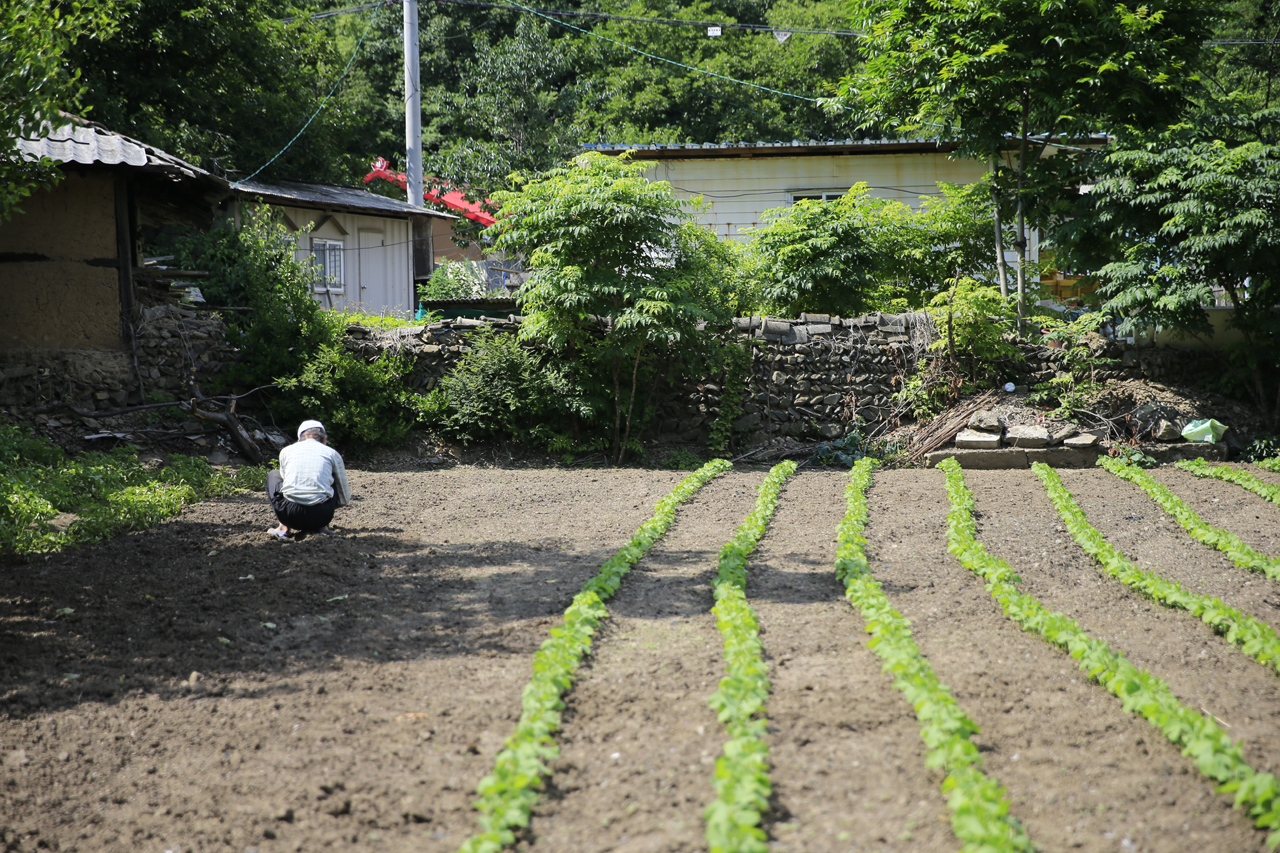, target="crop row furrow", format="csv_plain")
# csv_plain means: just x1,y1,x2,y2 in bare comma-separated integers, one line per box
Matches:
1035,462,1280,675
1100,456,1280,580
456,458,732,853
704,460,797,853
836,459,1035,852
940,458,1280,847
1178,458,1280,505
